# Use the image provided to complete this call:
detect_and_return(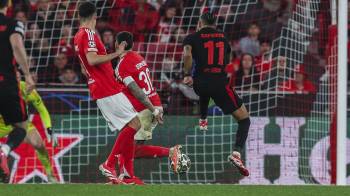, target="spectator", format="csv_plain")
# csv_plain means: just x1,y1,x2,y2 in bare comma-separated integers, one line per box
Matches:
25,23,41,56
58,66,79,85
101,28,115,53
30,70,38,84
239,23,261,56
169,27,186,43
30,0,52,29
55,23,74,58
255,39,272,80
108,0,159,42
14,9,27,23
158,3,177,42
277,55,287,76
235,53,260,91
48,53,69,83
278,64,316,94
